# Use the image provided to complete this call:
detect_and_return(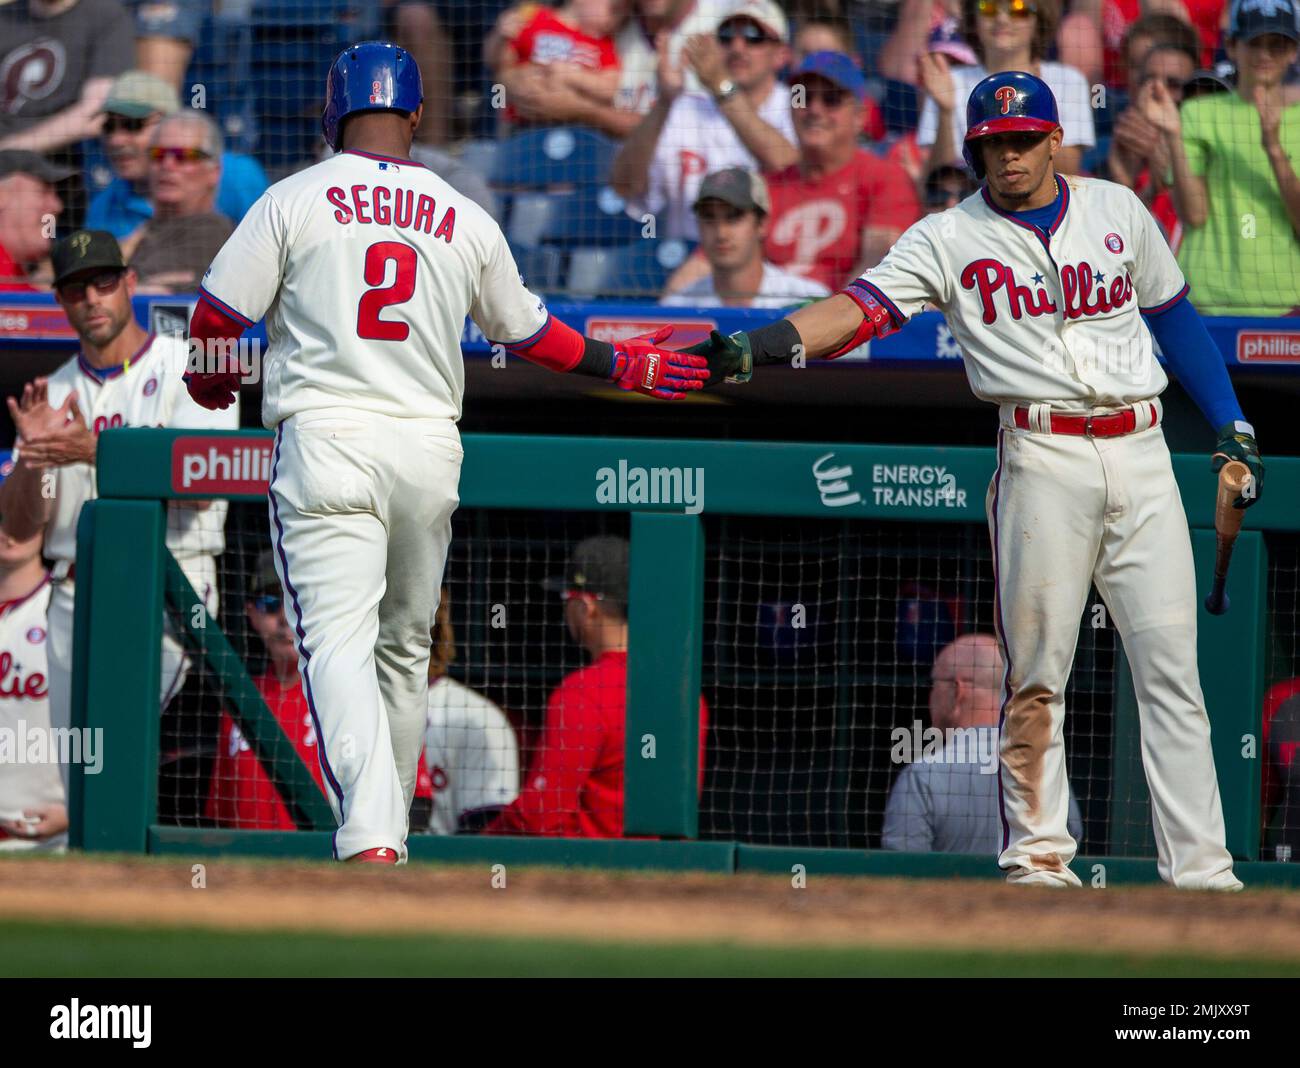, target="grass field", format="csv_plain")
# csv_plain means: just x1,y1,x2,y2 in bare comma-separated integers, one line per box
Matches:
5,919,1300,978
